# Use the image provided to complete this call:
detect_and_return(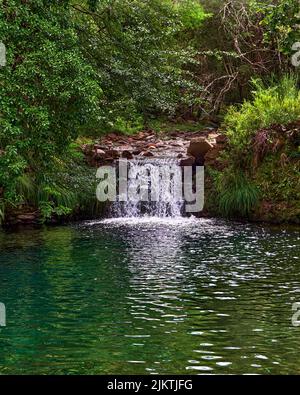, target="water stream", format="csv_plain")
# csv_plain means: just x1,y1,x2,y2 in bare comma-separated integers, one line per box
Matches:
110,158,185,219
